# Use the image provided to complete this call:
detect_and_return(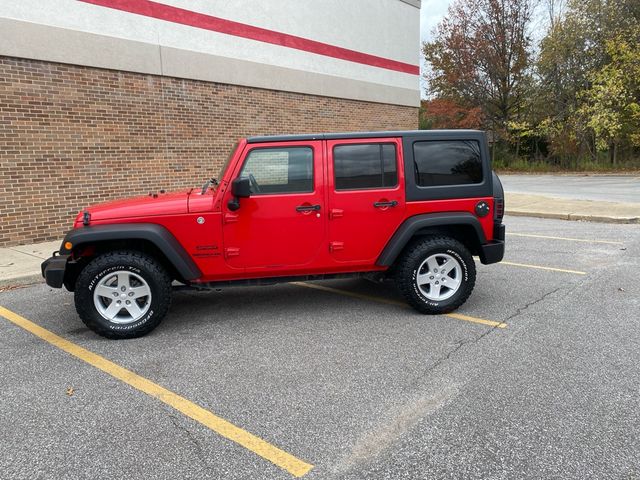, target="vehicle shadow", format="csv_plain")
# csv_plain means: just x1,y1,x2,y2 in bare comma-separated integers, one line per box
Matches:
165,279,405,331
